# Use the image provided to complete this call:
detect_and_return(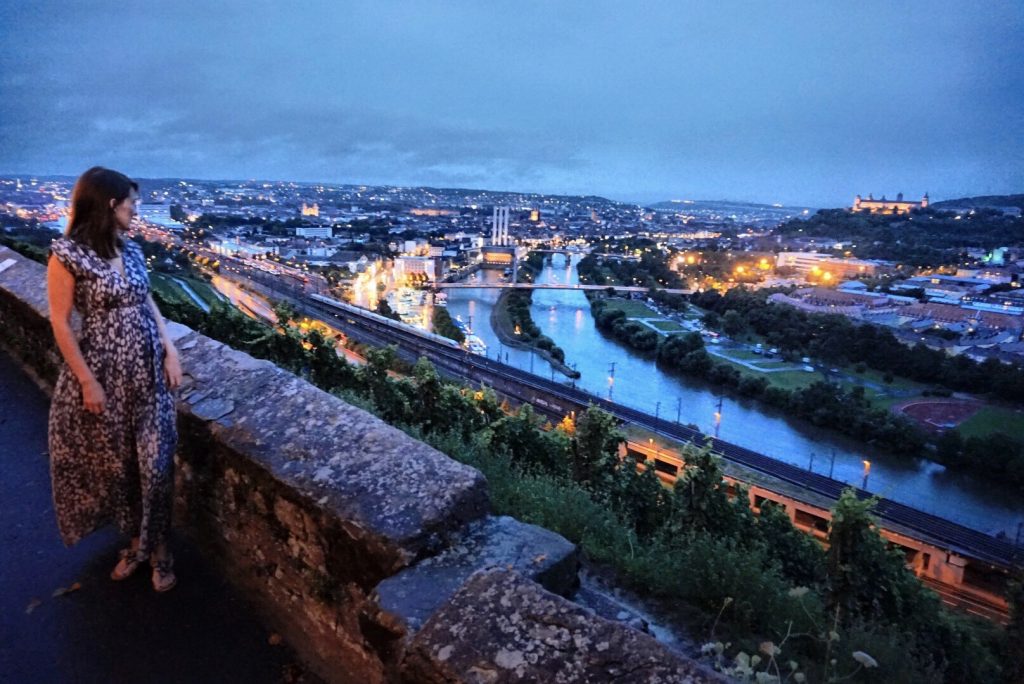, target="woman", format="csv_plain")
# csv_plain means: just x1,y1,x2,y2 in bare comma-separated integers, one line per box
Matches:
47,166,182,592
